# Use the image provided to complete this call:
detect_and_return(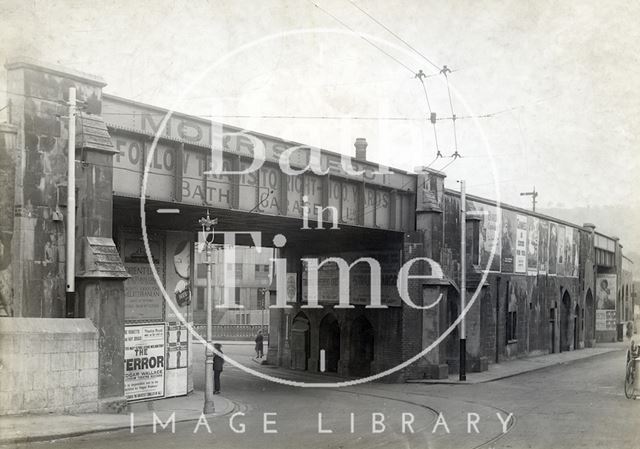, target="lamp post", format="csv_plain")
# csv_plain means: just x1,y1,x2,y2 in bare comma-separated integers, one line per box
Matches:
459,180,467,381
199,210,218,414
